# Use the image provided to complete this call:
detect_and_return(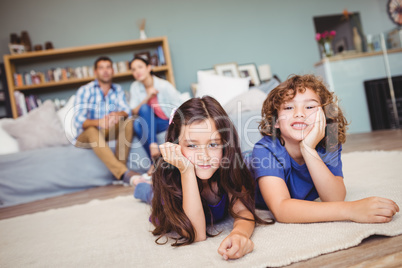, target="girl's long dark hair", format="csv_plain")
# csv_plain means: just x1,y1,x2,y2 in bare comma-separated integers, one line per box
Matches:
150,96,272,247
